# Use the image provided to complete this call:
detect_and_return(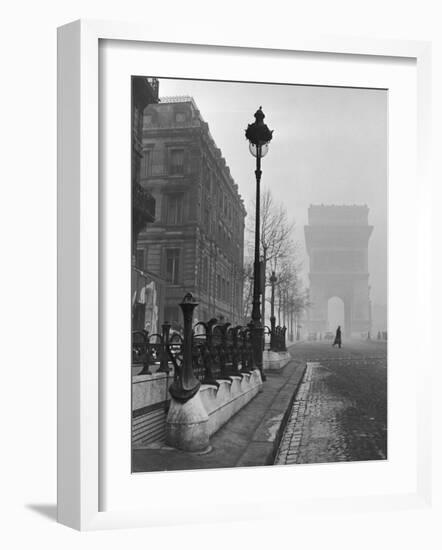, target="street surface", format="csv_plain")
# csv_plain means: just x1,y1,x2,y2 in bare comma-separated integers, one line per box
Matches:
275,340,387,465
